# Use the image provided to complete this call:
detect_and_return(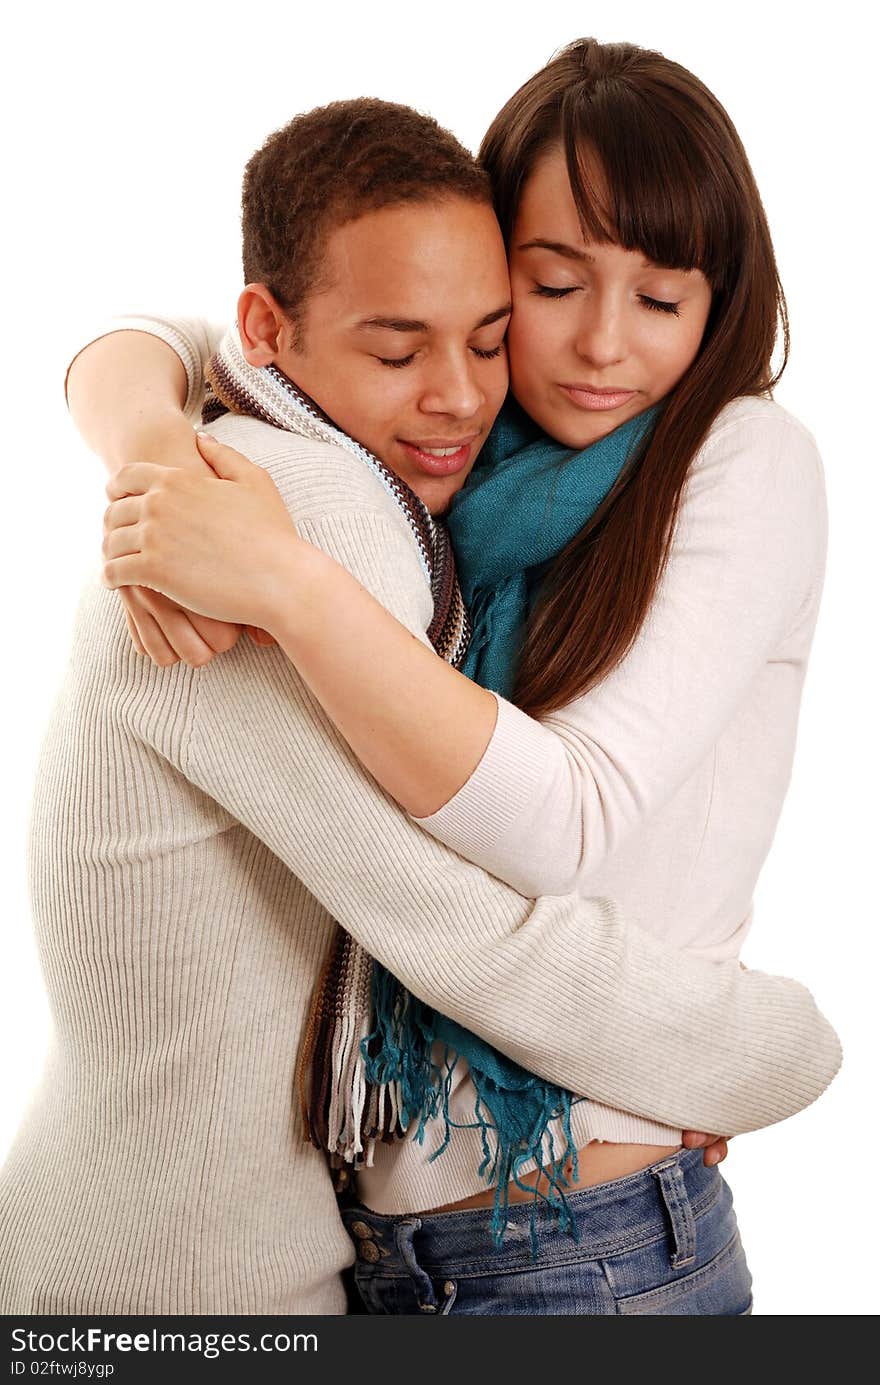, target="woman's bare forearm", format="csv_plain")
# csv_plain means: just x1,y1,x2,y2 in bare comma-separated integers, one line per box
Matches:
269,535,498,818
103,434,498,816
66,331,200,474
70,331,241,666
